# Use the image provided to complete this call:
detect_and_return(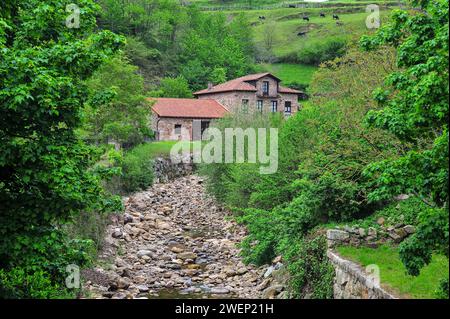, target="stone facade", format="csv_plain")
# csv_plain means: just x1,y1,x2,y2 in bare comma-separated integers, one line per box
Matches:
196,75,300,116
328,250,397,299
152,114,194,141
152,114,214,141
